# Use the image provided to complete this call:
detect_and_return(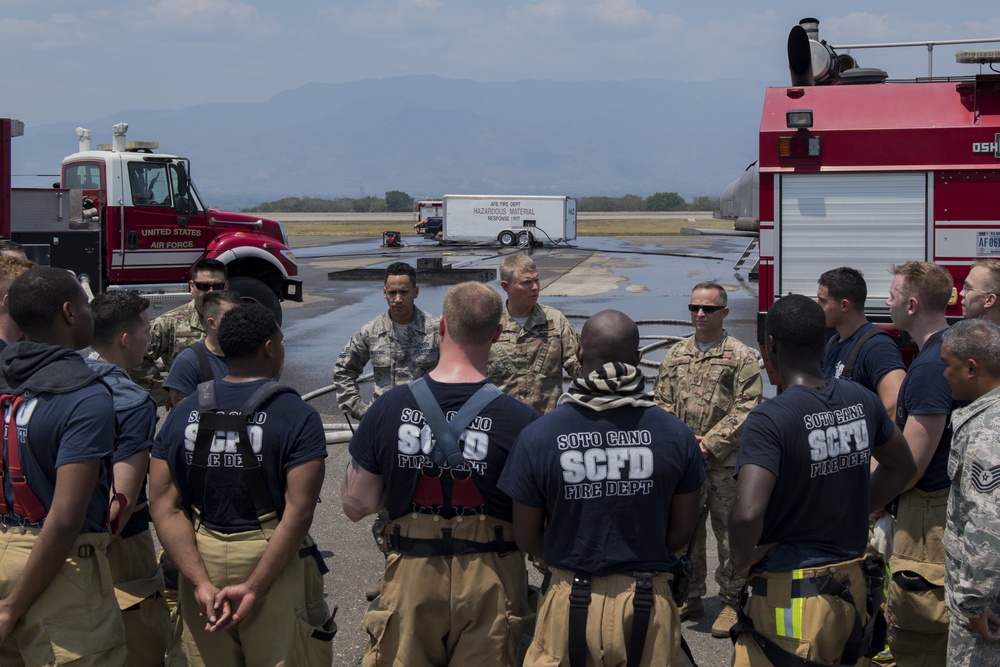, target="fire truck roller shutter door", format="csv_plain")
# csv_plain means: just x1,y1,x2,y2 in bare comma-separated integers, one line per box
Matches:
229,276,283,325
